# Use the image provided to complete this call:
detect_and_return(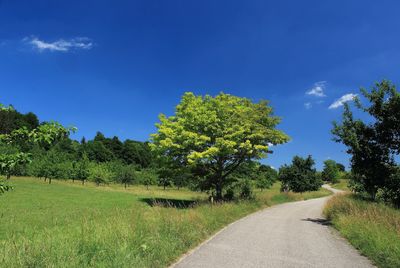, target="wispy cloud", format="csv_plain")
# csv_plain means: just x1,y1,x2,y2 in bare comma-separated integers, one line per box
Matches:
24,36,93,52
329,93,357,109
304,102,312,109
306,81,327,97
